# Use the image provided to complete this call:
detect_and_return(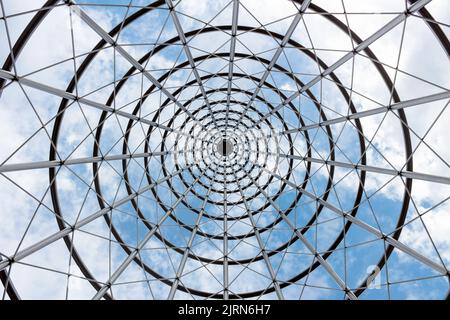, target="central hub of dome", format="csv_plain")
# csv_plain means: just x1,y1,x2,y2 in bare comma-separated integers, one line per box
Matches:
217,139,233,157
